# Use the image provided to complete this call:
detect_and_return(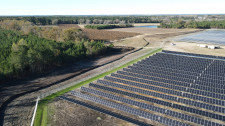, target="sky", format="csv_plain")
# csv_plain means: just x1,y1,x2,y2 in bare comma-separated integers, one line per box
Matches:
0,0,225,15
